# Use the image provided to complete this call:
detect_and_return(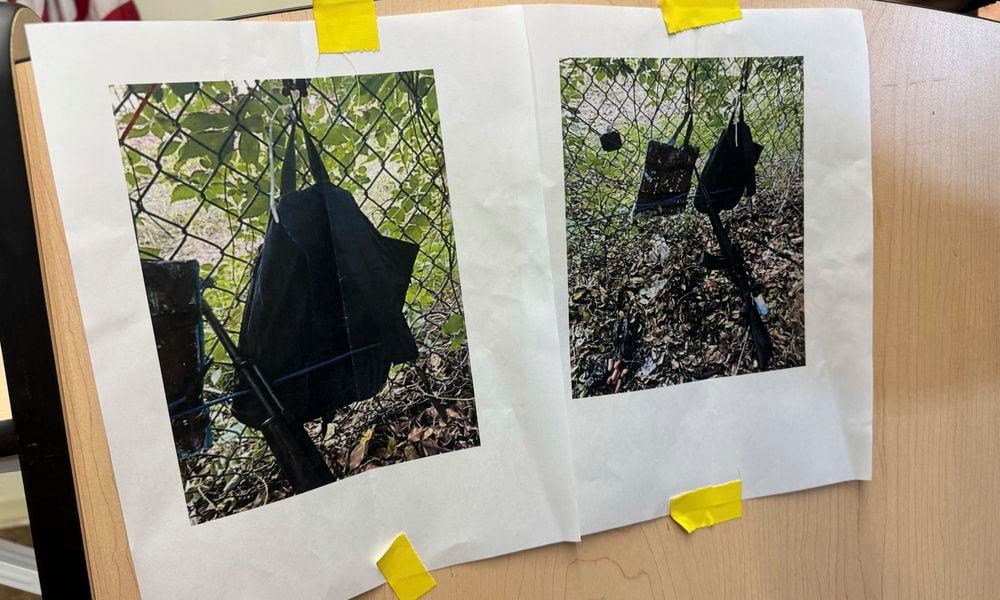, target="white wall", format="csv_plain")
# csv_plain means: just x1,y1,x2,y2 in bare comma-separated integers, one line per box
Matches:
0,472,27,529
0,346,28,528
133,0,306,20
